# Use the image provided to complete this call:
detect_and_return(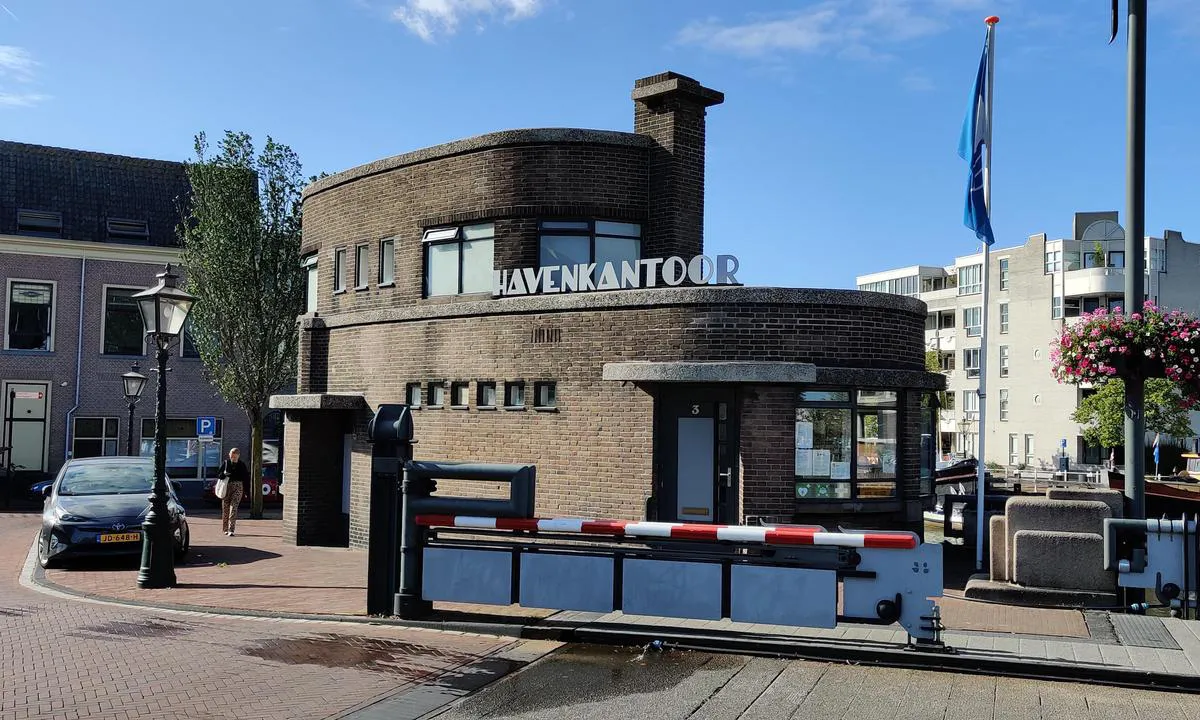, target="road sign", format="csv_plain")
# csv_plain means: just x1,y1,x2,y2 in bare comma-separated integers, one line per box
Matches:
196,416,217,441
13,391,43,400
1061,438,1068,450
